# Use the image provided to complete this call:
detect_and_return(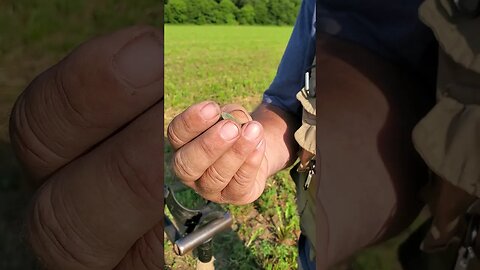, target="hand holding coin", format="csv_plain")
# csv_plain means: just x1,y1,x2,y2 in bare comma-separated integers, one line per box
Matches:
167,102,268,205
